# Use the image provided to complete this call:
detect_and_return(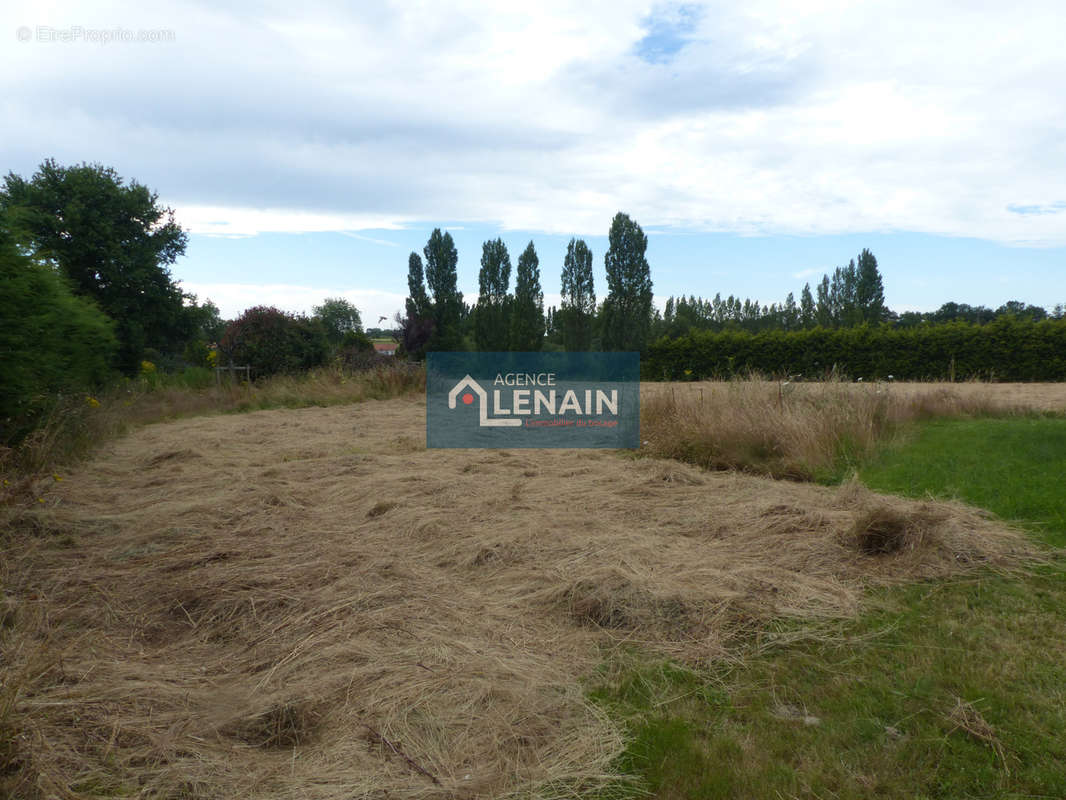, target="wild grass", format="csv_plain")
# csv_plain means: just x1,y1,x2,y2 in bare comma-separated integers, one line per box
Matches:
640,377,1034,481
591,413,1066,799
0,362,424,478
0,400,1038,799
861,416,1066,546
